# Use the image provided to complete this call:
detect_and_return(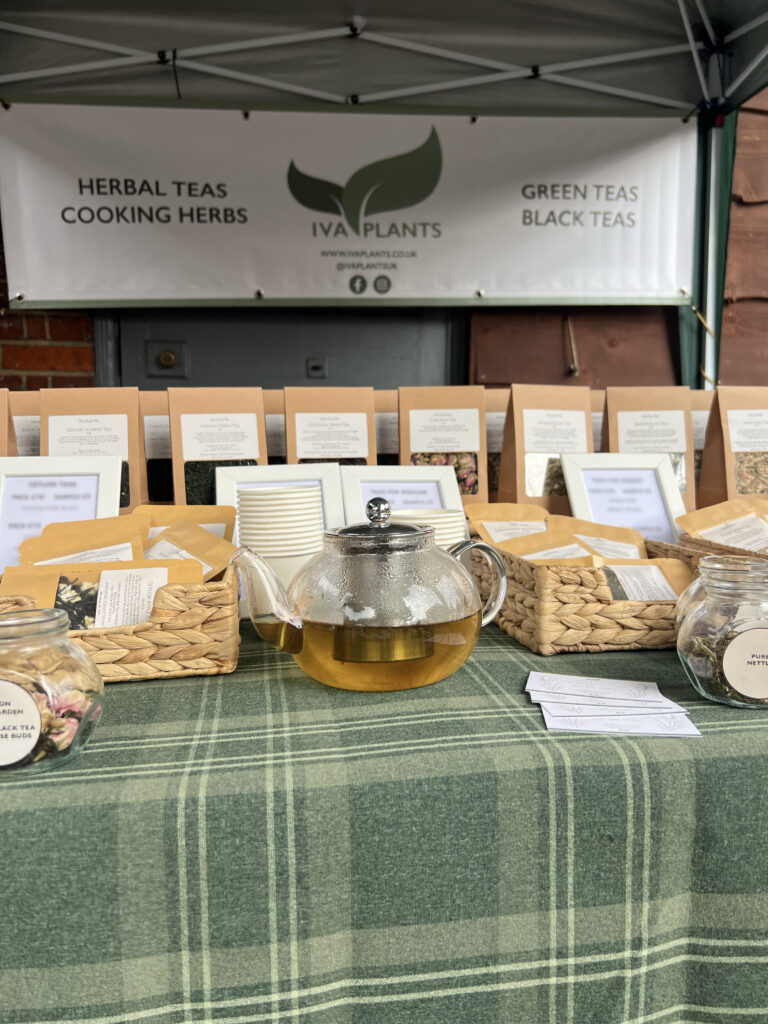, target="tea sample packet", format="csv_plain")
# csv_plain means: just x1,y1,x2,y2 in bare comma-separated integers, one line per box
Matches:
599,558,693,602
591,390,606,453
497,384,592,512
8,390,38,457
698,387,768,507
133,503,237,542
677,498,768,552
145,522,237,581
0,559,202,629
465,502,547,544
492,527,600,564
18,513,151,565
263,390,286,465
139,391,174,503
604,386,695,511
374,390,399,466
399,386,488,504
485,388,510,500
168,387,267,505
39,387,147,511
689,388,714,492
545,515,647,560
284,387,376,466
